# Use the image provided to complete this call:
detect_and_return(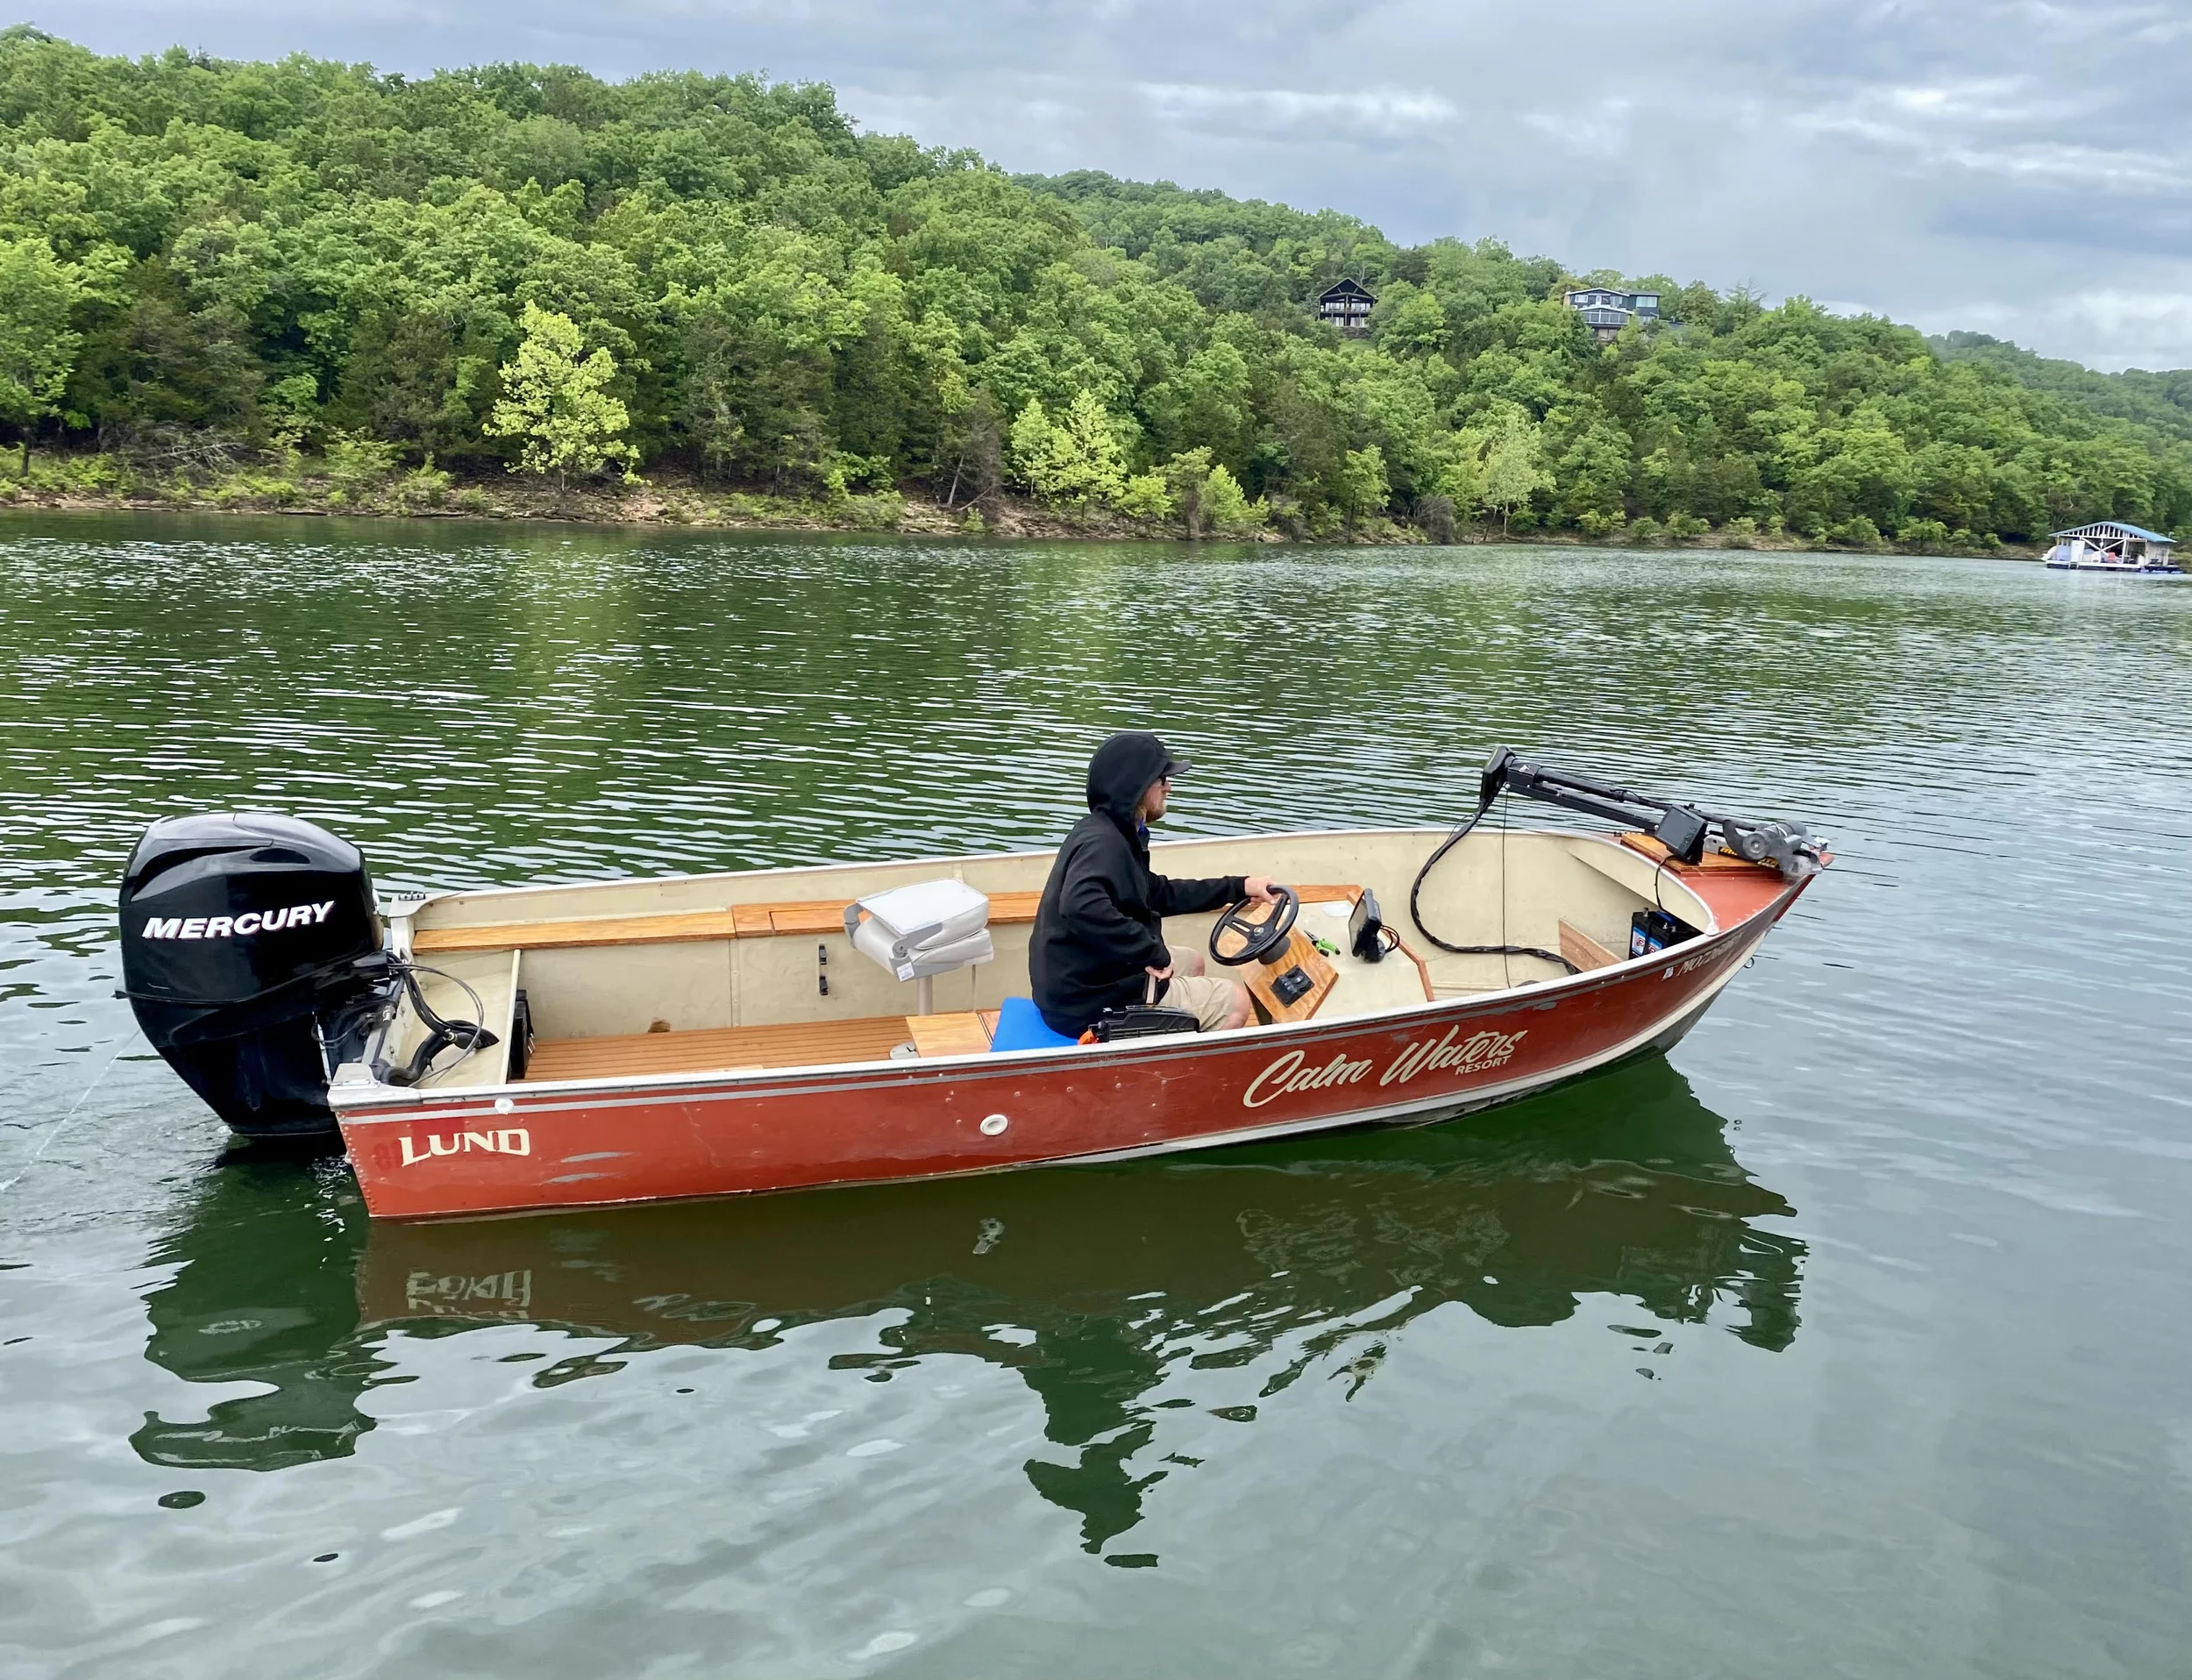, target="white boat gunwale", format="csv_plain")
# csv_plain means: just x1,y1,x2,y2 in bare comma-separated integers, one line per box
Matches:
380,824,1713,924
